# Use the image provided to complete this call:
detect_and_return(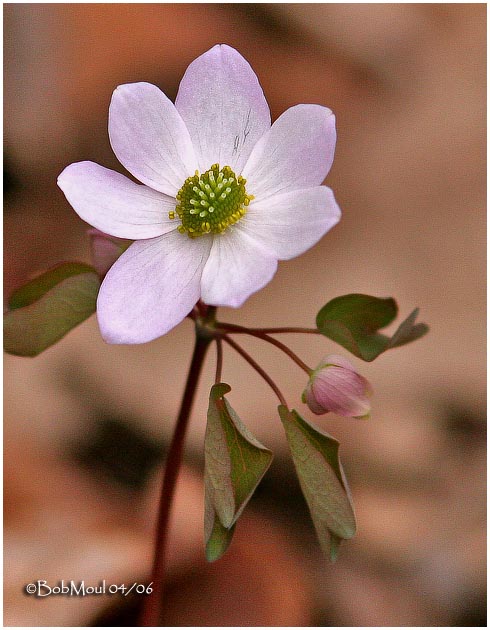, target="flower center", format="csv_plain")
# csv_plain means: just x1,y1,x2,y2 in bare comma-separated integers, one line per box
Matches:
170,164,253,238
